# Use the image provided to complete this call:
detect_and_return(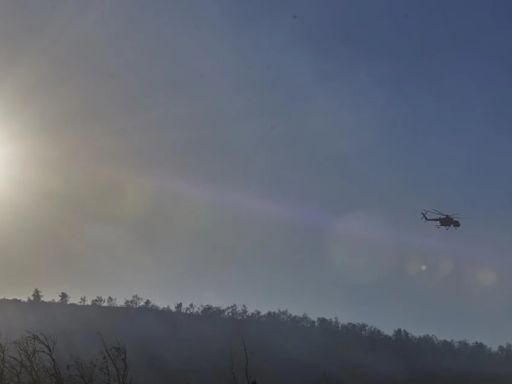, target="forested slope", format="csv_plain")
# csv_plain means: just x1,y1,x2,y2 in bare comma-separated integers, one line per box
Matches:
0,296,509,383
